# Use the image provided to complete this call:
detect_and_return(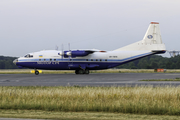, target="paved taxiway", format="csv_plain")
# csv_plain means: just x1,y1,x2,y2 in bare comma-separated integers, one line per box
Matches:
1,73,180,86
